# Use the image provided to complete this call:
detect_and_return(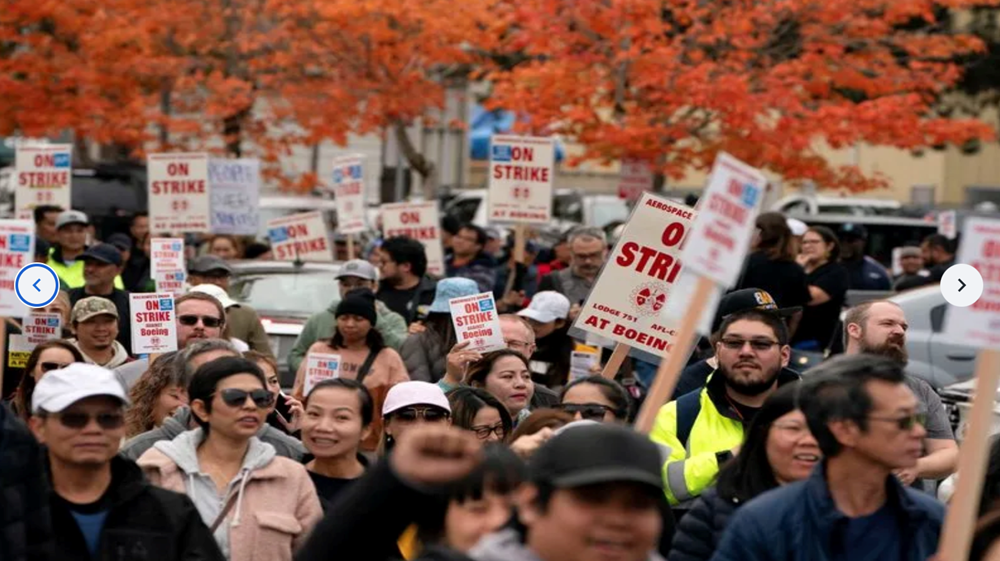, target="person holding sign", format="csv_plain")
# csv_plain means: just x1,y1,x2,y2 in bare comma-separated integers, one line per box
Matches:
293,289,409,452
537,227,608,321
400,278,481,383
651,309,797,506
711,355,943,561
